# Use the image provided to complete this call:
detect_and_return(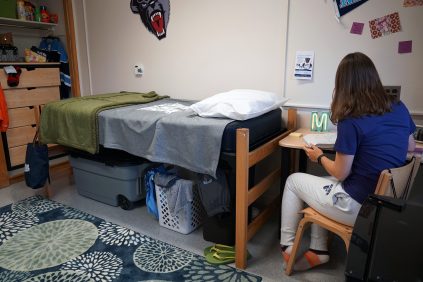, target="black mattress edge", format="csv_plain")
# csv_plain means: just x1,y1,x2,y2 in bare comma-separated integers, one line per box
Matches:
68,108,286,162
221,108,286,153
